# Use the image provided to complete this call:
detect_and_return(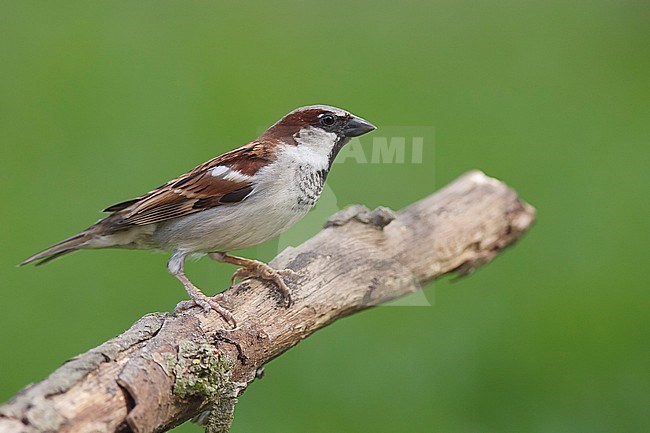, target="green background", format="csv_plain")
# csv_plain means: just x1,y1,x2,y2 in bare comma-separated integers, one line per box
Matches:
1,1,649,432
